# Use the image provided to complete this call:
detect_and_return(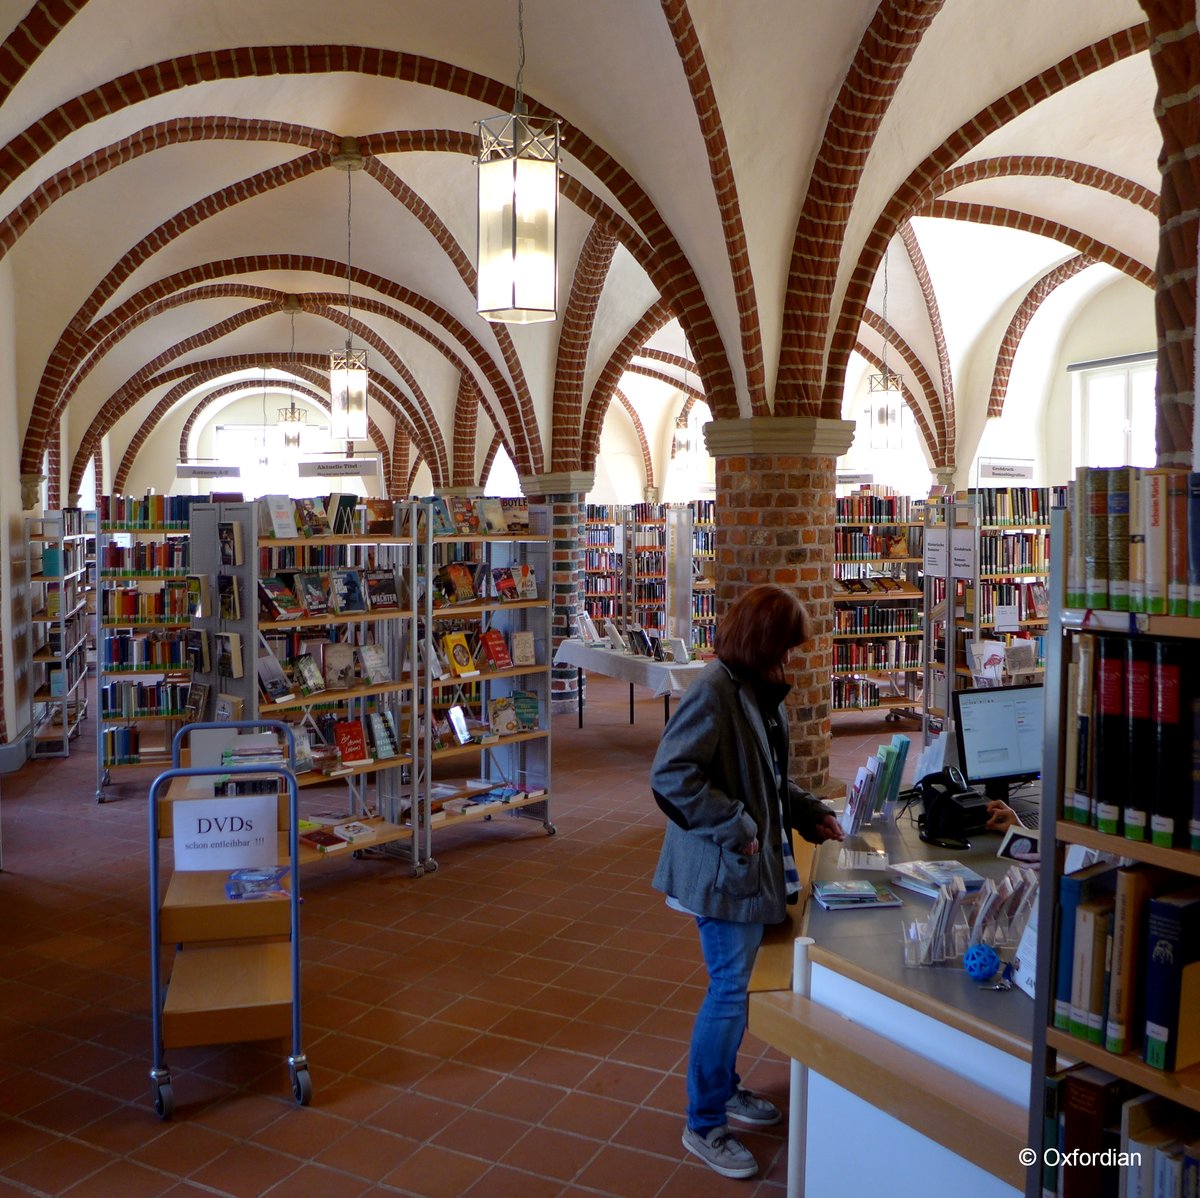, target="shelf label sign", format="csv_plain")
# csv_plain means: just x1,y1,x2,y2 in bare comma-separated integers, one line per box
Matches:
172,794,277,871
176,463,241,478
837,471,874,486
297,459,379,477
979,459,1034,481
993,603,1021,632
951,528,976,577
924,527,947,574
